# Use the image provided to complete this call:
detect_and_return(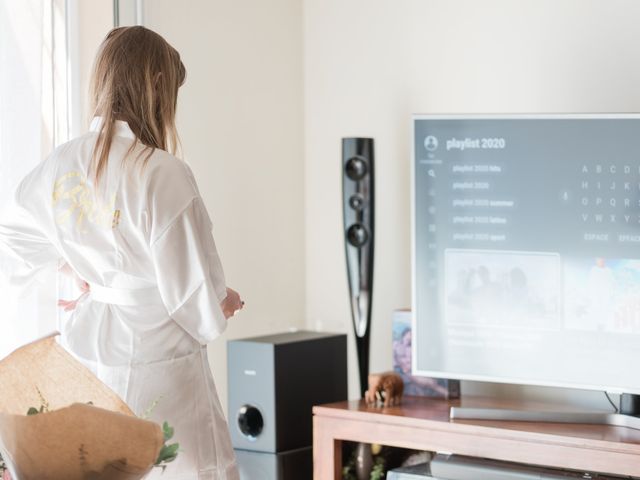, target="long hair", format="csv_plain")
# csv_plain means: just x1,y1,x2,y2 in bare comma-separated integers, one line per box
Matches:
89,26,186,184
